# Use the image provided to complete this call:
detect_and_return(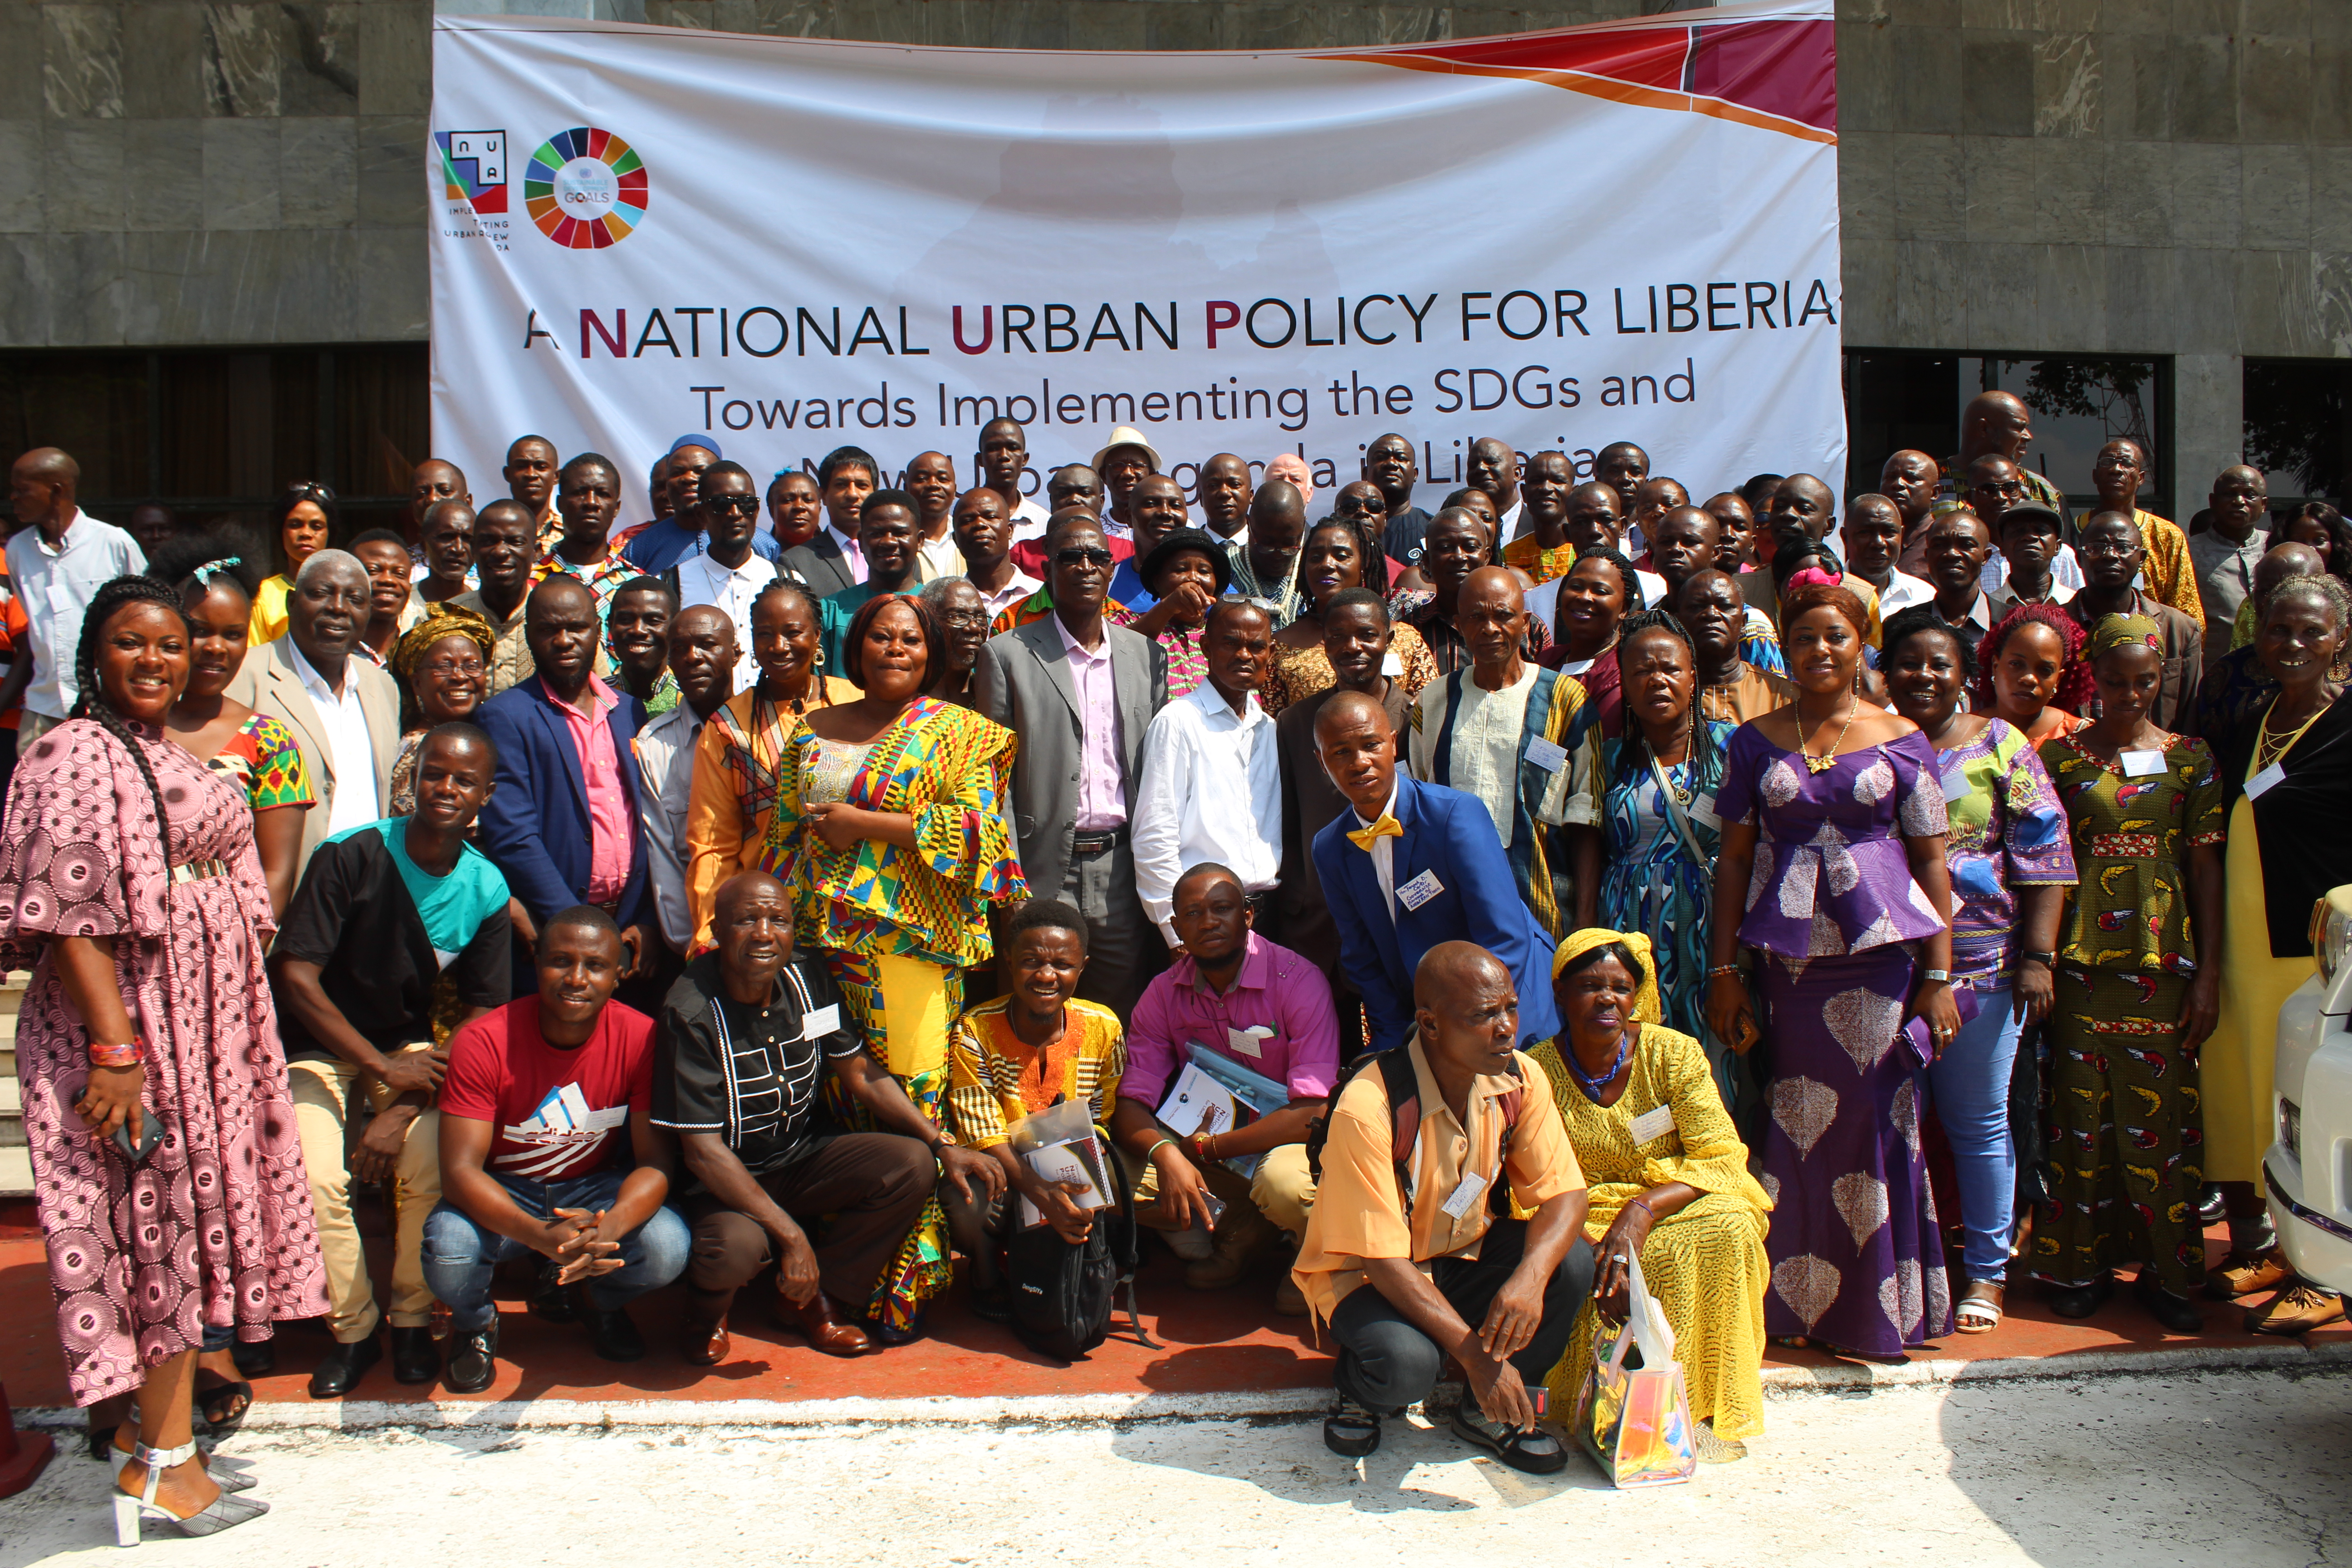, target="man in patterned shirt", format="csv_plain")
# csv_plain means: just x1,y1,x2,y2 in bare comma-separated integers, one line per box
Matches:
532,452,636,669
